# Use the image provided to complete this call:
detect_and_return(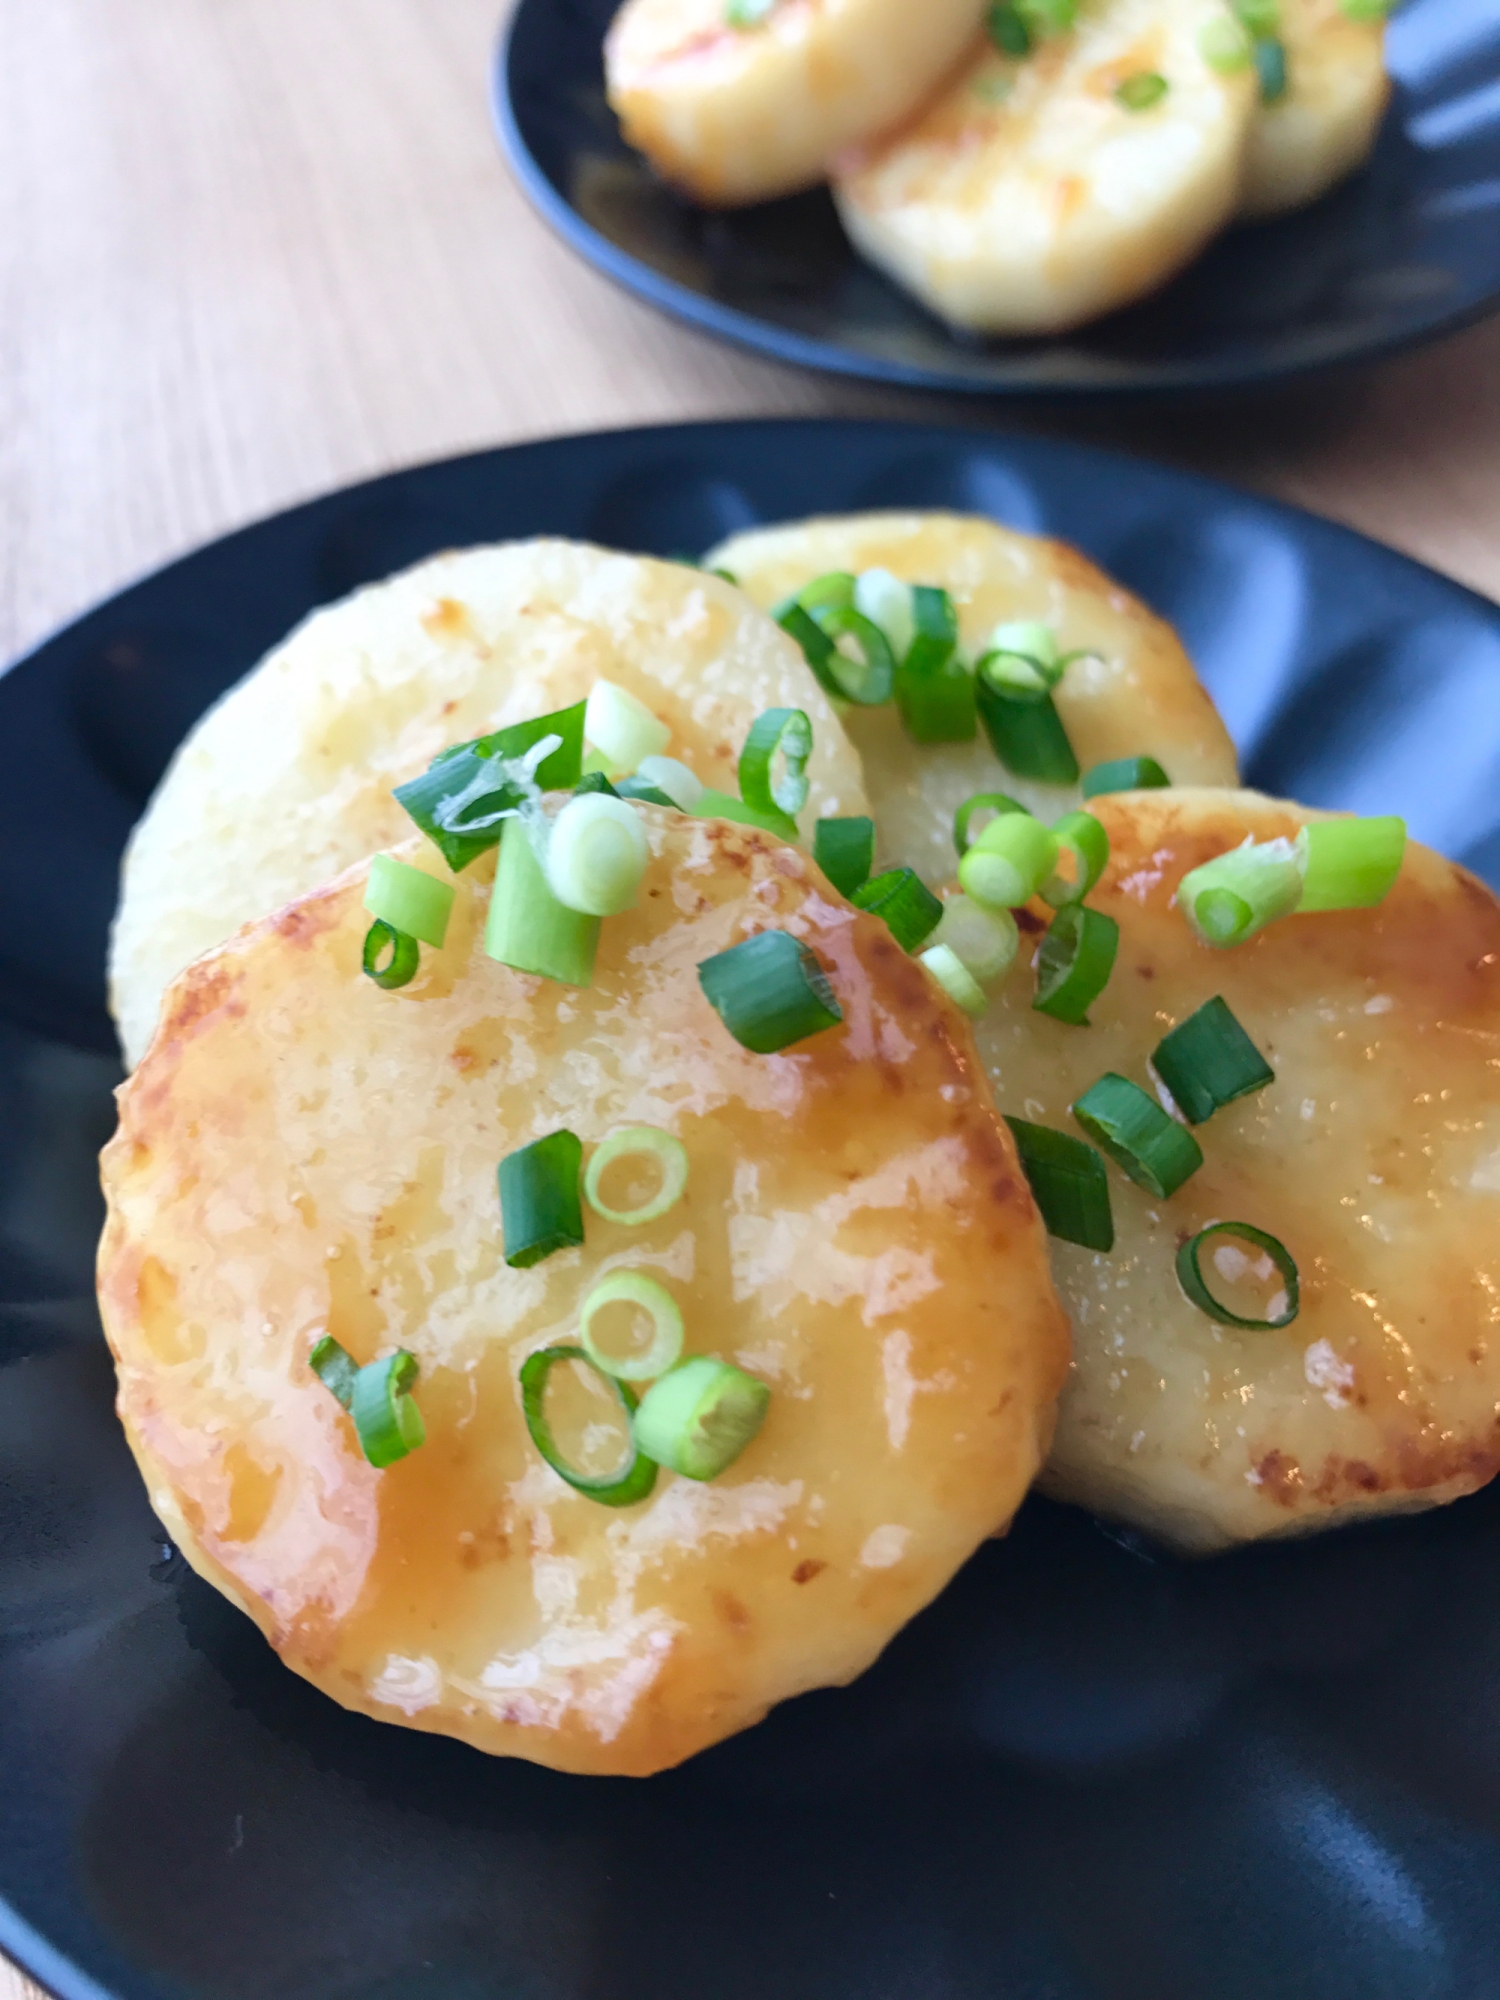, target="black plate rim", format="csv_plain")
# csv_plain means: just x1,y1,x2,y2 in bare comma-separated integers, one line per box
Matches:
491,6,1500,401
